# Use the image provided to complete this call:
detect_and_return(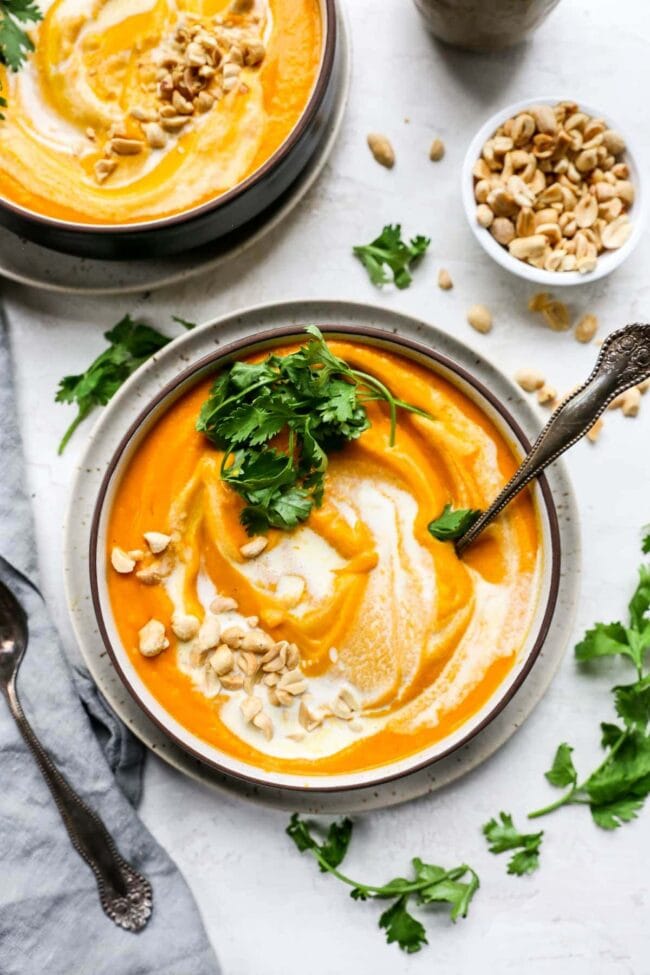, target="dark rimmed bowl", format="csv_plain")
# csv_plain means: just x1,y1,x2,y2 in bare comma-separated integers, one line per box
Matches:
0,0,338,260
88,323,561,794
